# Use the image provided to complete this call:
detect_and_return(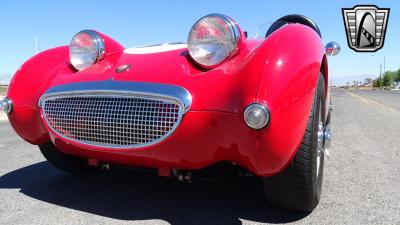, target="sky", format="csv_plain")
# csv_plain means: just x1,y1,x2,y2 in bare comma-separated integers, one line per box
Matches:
0,0,399,85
